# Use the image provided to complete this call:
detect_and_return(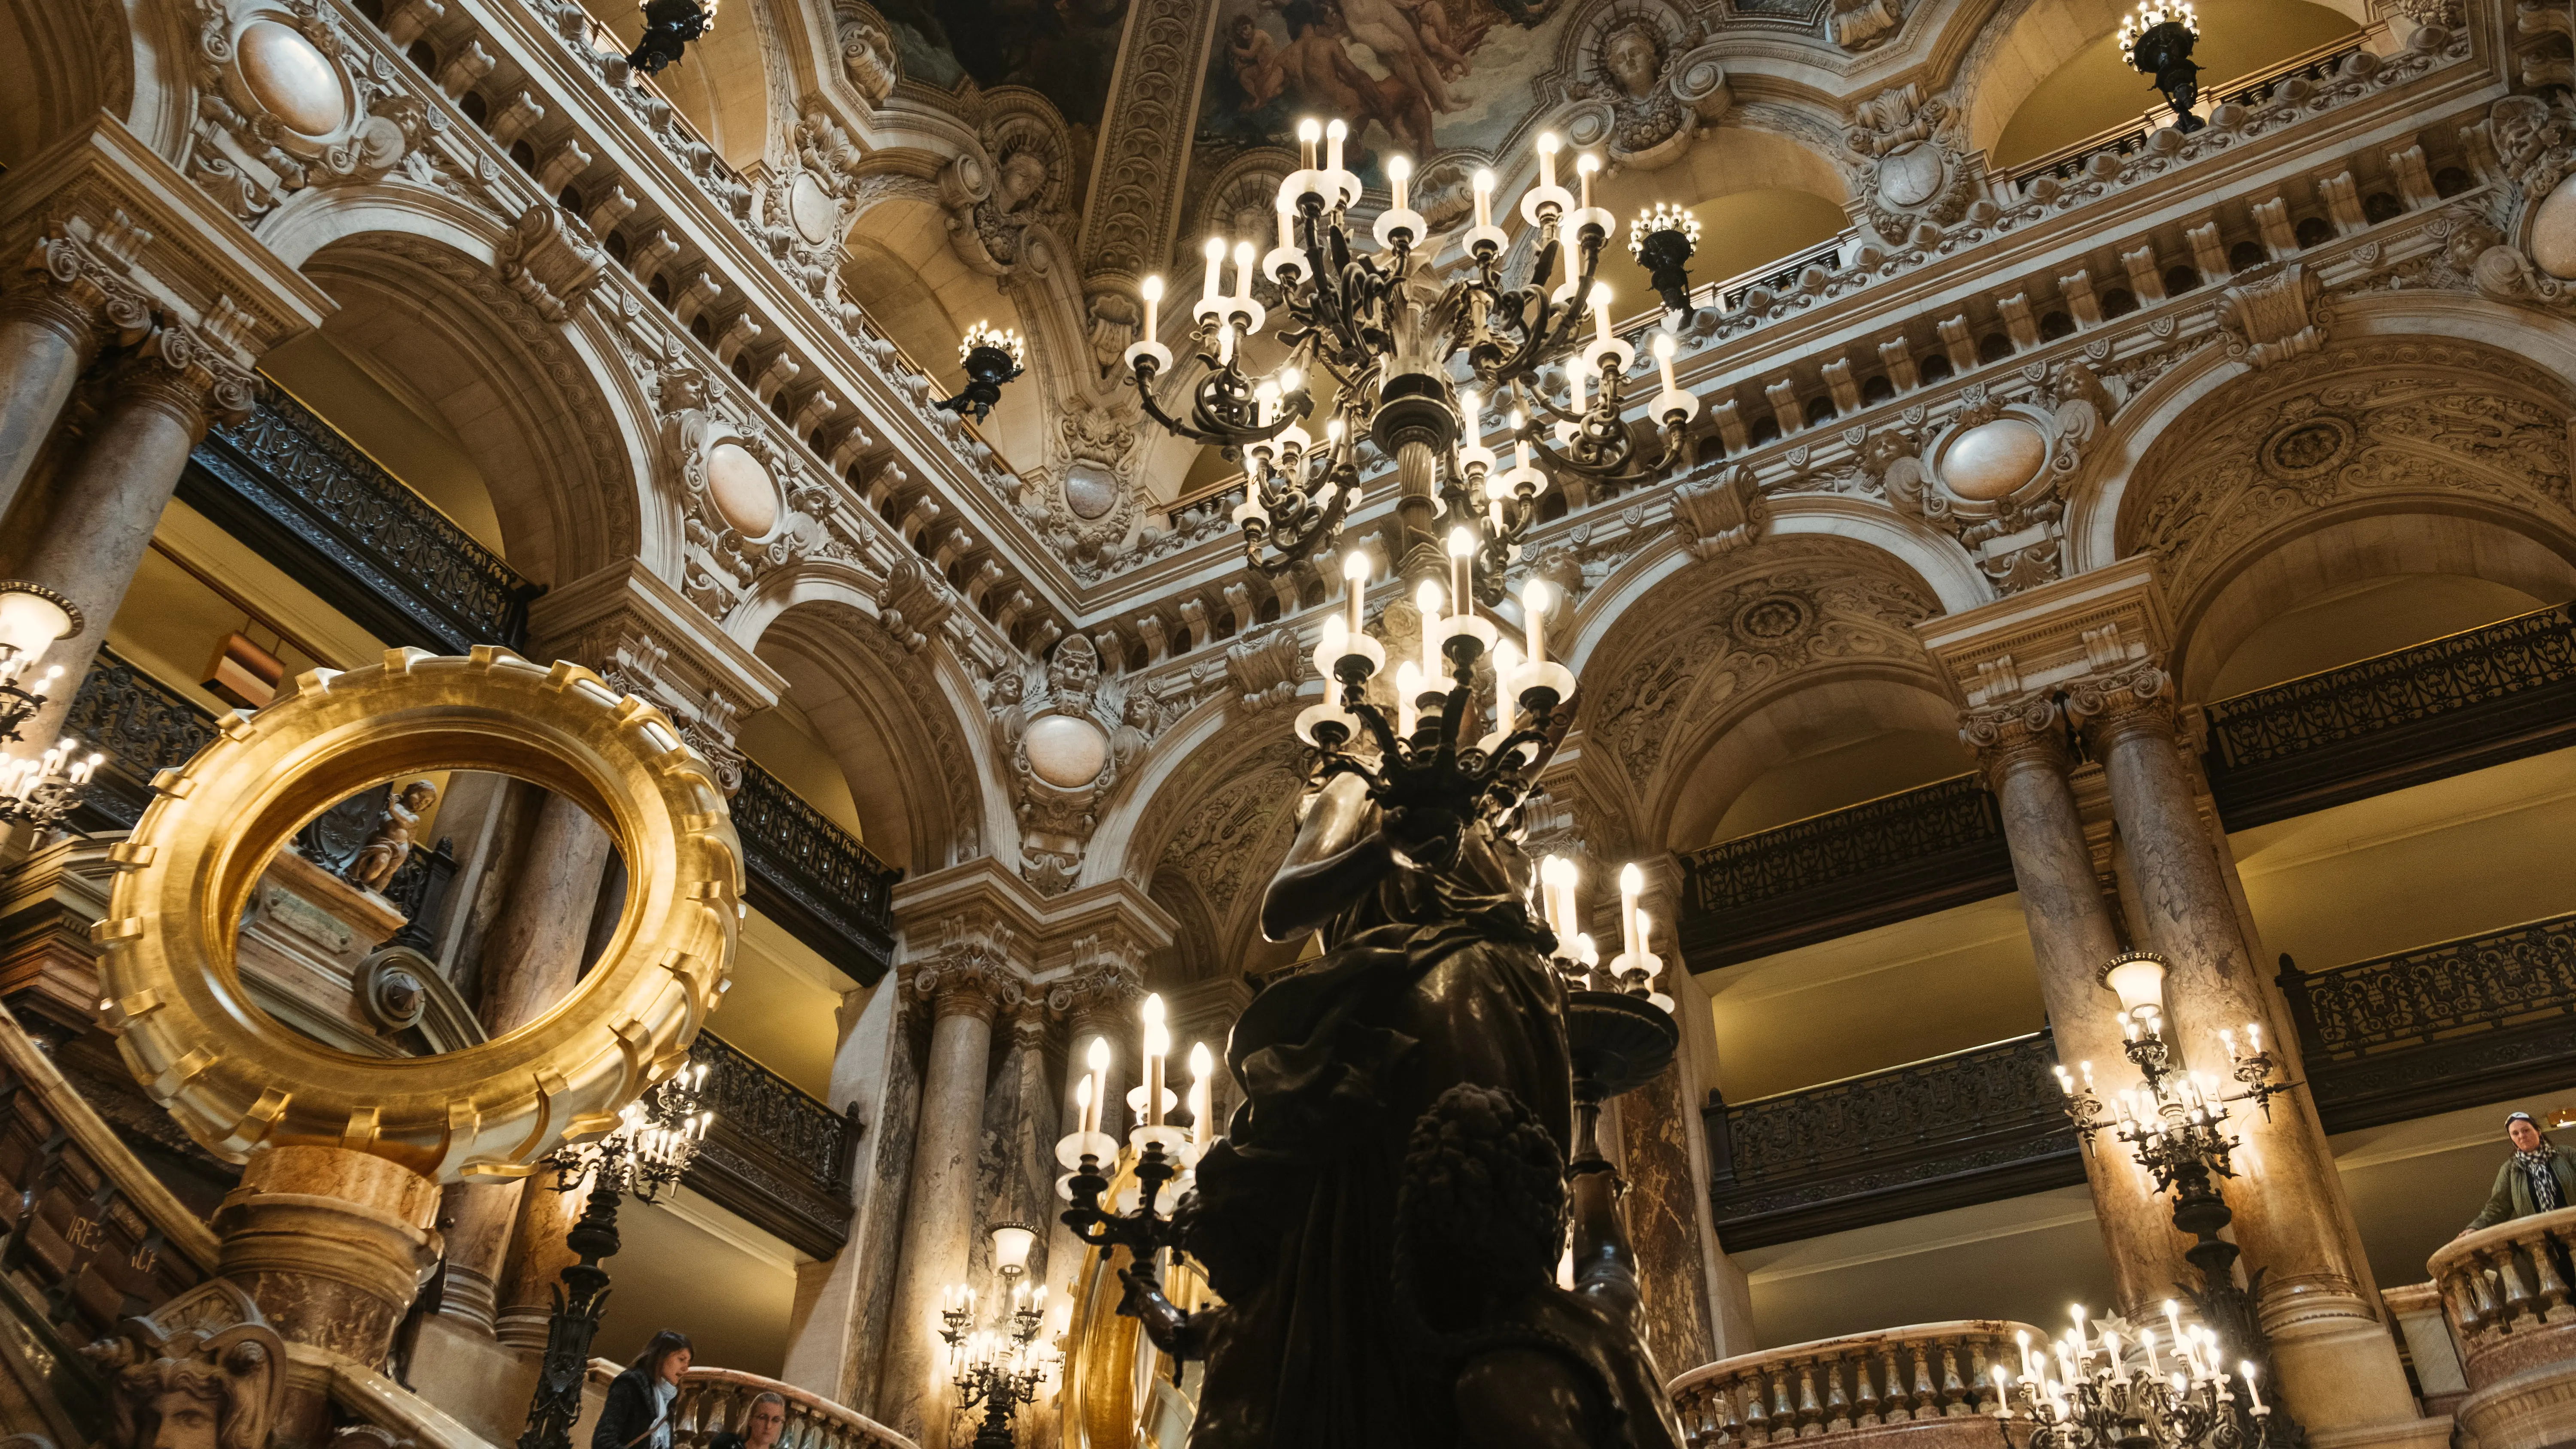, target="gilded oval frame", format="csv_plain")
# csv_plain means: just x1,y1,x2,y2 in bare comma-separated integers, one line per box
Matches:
95,647,742,1182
